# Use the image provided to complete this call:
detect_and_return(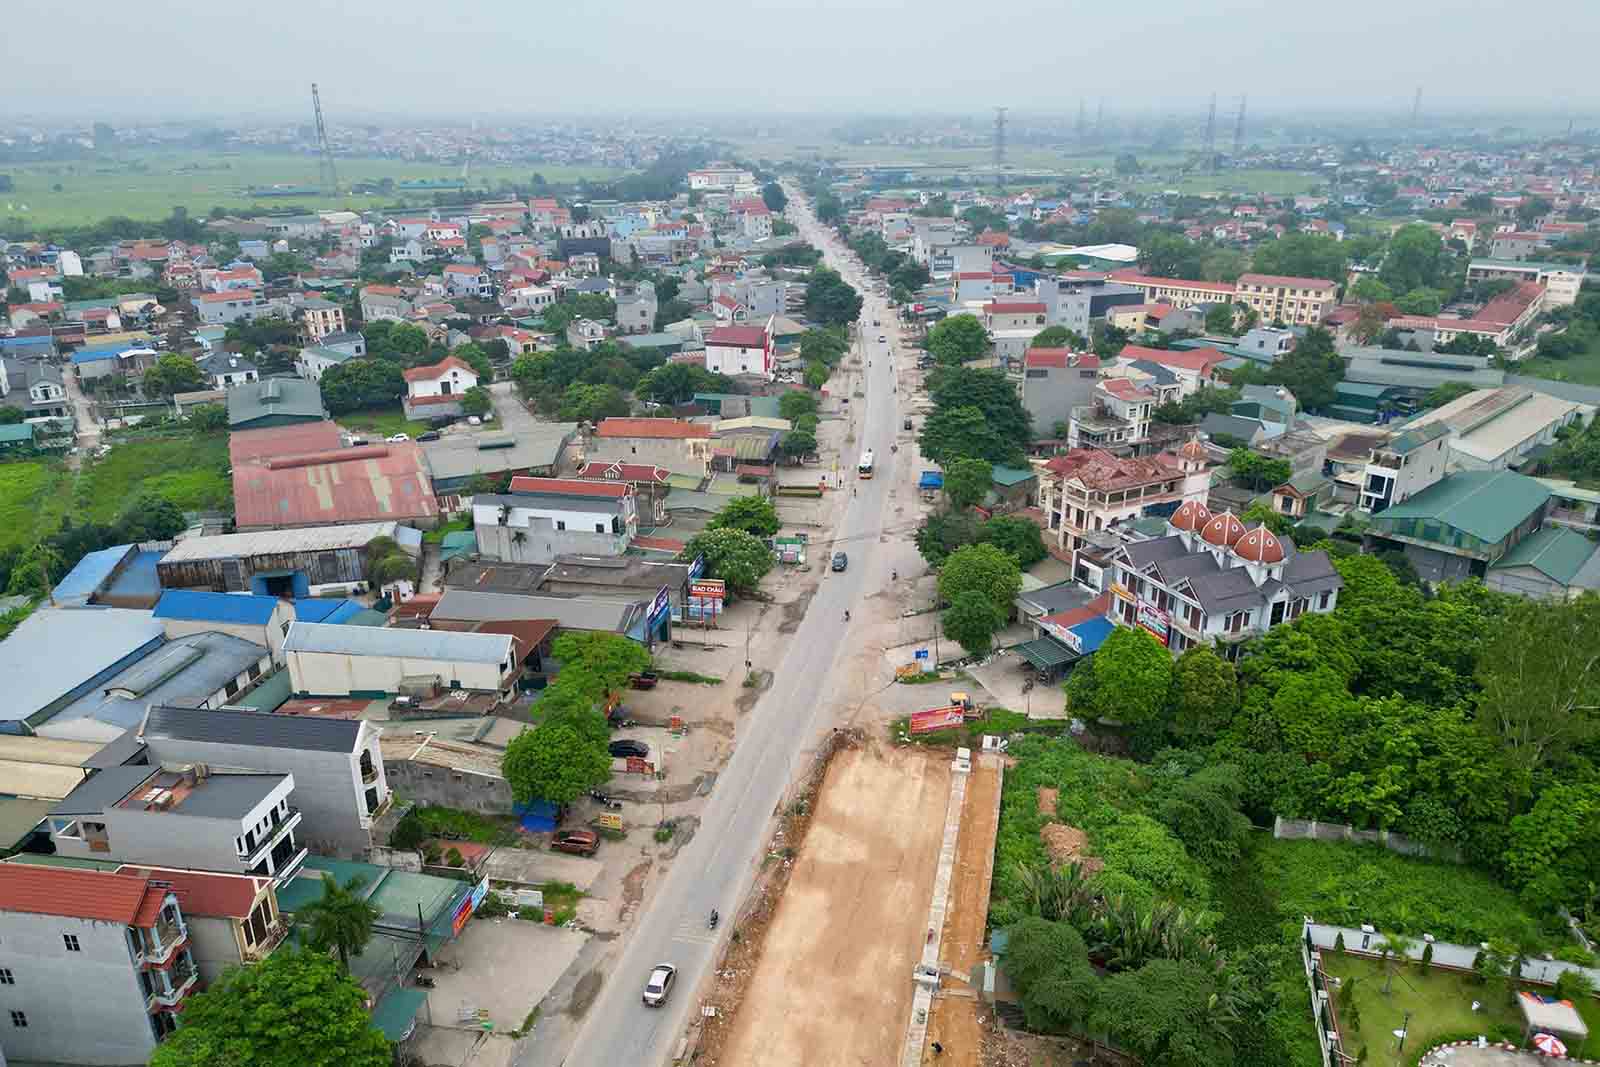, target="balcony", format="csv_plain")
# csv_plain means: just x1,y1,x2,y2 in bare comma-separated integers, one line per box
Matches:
242,919,289,962
361,762,380,785
239,808,302,864
147,960,198,1011
141,916,189,968
271,846,309,887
